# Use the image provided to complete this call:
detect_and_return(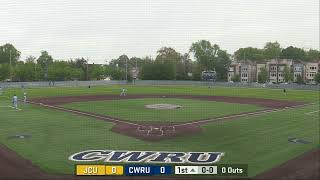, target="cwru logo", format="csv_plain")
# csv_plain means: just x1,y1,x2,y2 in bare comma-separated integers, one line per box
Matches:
69,150,224,164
